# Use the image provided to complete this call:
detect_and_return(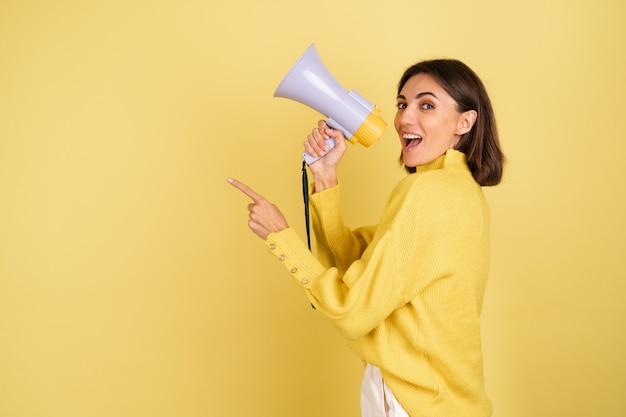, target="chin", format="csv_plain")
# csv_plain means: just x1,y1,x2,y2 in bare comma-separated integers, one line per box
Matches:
402,152,420,168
